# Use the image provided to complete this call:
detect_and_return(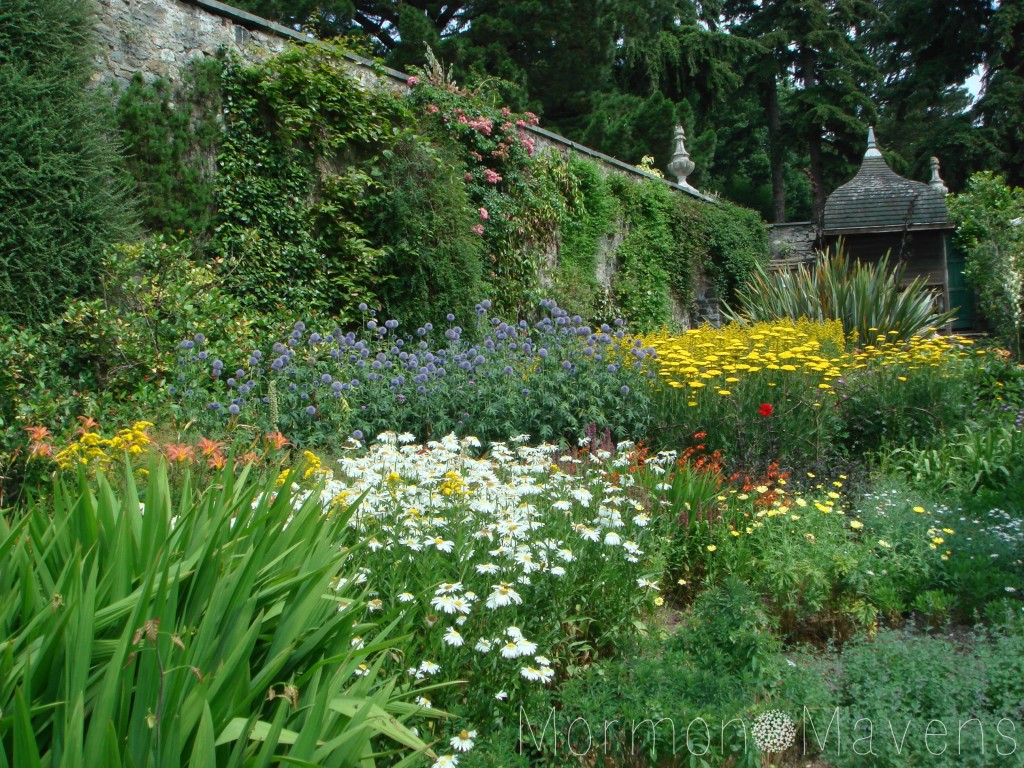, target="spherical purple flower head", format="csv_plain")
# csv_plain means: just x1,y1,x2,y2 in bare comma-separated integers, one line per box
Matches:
359,347,370,359
481,299,492,310
445,328,459,341
226,377,237,388
305,405,316,416
271,358,285,371
473,354,486,366
538,348,548,359
208,401,220,410
562,360,573,371
194,333,206,344
619,385,630,395
367,320,378,330
417,327,427,336
273,342,286,355
417,385,427,394
309,333,322,345
228,403,240,415
458,361,472,371
211,359,224,371
502,365,514,375
320,373,333,384
385,319,399,330
292,321,305,333
185,389,194,396
446,313,456,322
475,303,487,314
350,379,360,387
358,302,368,312
168,386,177,396
180,340,195,350
522,388,530,396
352,429,364,440
368,372,379,381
